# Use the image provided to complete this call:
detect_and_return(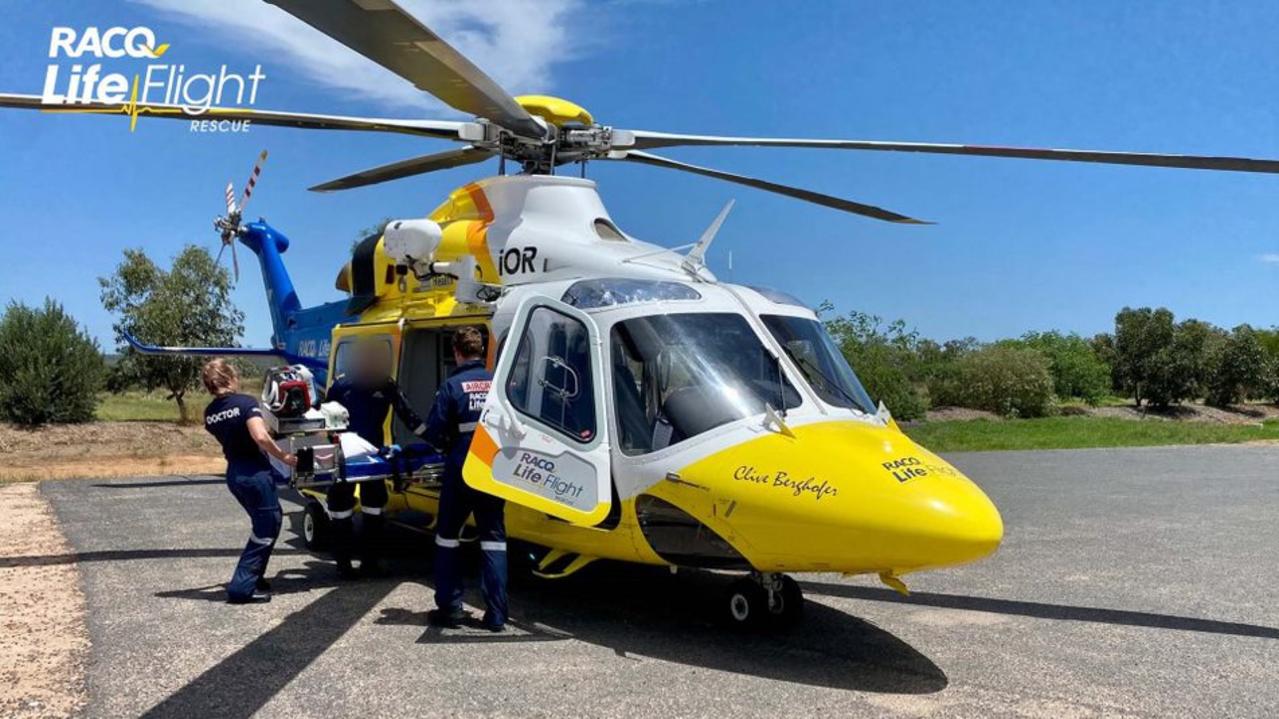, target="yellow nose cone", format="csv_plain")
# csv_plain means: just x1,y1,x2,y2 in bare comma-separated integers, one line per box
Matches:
656,420,1003,575
514,95,594,126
